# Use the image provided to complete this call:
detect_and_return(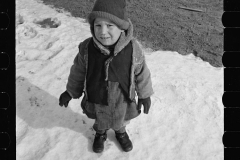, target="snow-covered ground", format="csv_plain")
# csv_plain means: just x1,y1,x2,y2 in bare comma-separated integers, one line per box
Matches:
16,0,224,159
